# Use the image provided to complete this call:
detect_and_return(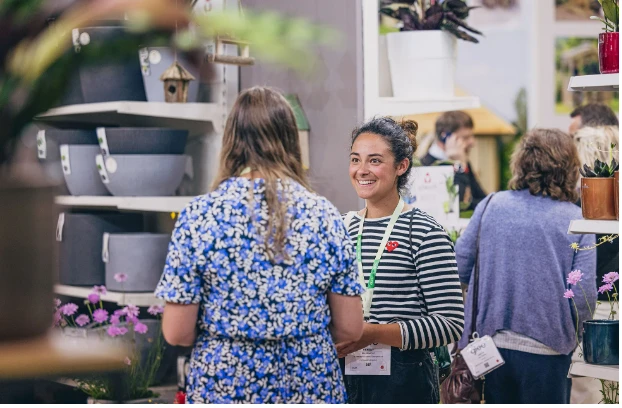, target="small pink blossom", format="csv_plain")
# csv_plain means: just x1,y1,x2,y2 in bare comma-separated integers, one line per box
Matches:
110,314,120,325
60,303,79,316
603,272,619,284
117,326,128,336
107,326,123,337
566,270,583,285
93,309,109,324
126,315,139,325
124,357,132,366
54,298,61,308
147,305,164,315
53,310,63,327
114,273,128,283
93,285,107,295
123,304,139,318
75,314,90,327
598,283,613,294
87,293,100,304
563,289,575,299
134,322,148,334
